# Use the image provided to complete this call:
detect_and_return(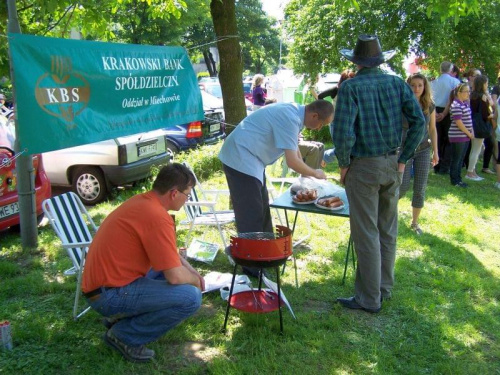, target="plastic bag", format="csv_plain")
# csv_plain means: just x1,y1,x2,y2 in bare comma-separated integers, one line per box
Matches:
290,176,349,208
